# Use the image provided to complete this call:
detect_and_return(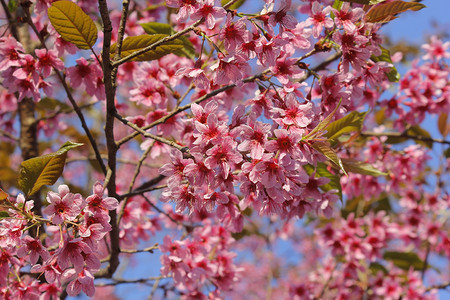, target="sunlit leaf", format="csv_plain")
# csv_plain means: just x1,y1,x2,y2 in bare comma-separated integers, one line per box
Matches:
369,262,388,275
383,251,426,271
221,0,246,9
0,211,10,219
304,99,342,140
366,1,426,24
304,163,342,200
407,125,433,149
18,142,83,196
311,141,347,175
341,158,387,176
48,1,98,50
324,111,367,142
110,34,184,62
141,23,195,58
438,113,449,137
0,188,8,201
371,46,400,82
